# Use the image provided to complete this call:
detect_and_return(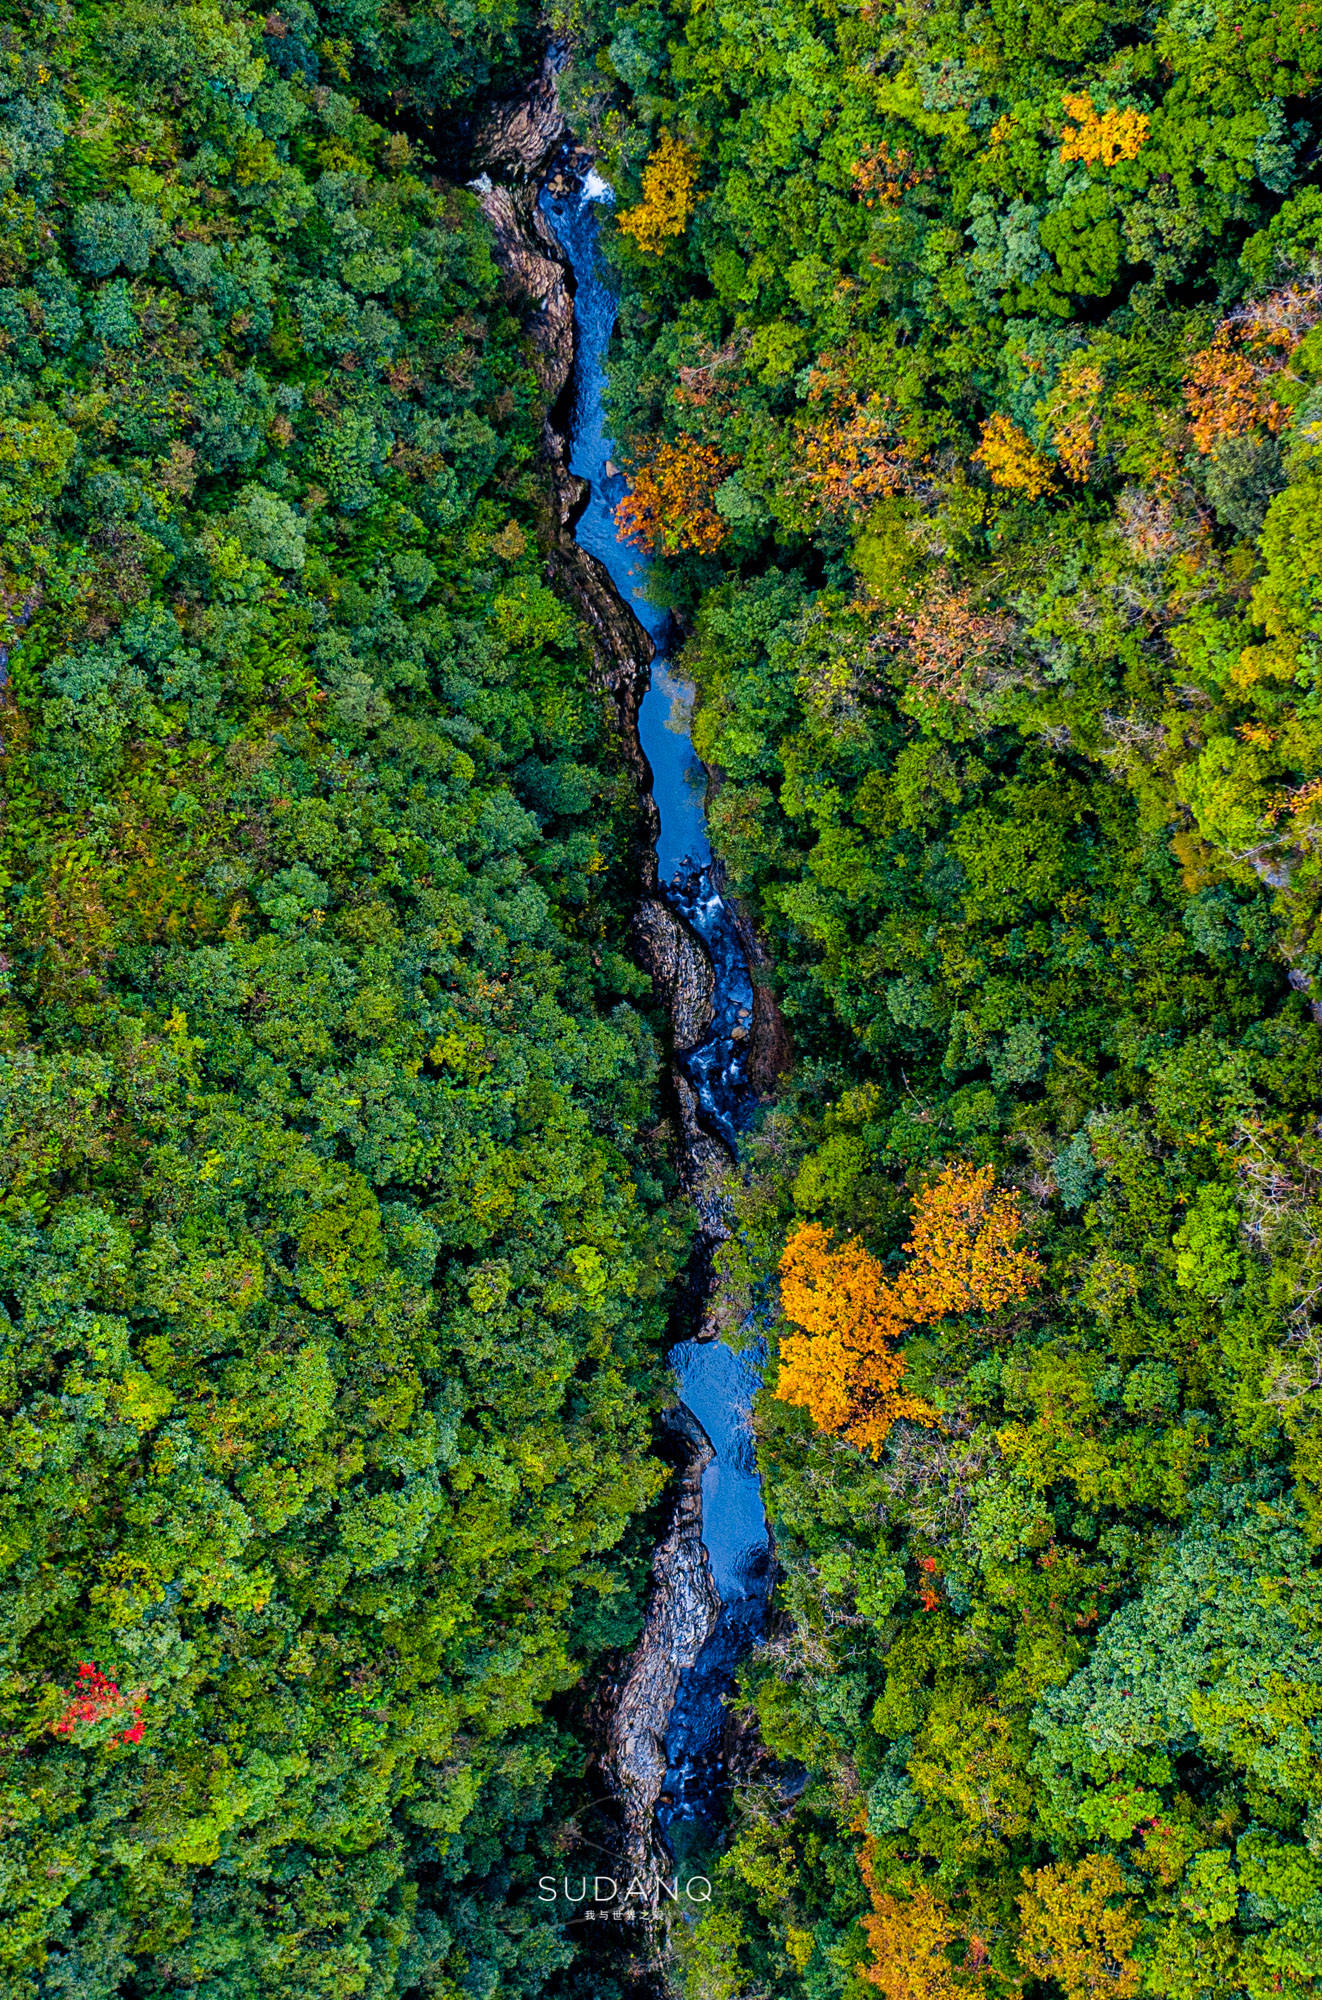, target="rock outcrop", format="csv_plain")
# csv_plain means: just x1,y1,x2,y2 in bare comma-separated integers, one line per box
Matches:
604,1406,720,1885
469,181,574,401
633,898,714,1052
467,47,567,183
461,49,575,403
